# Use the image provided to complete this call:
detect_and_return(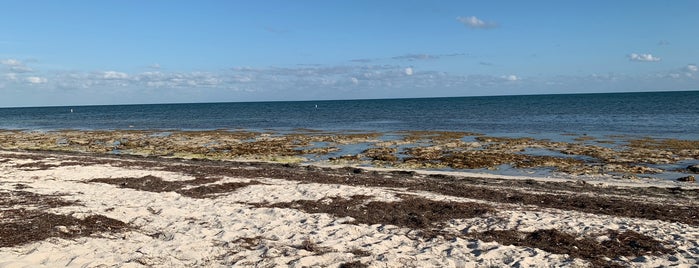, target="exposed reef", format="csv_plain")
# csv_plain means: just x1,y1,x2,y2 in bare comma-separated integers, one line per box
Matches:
1,130,697,182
